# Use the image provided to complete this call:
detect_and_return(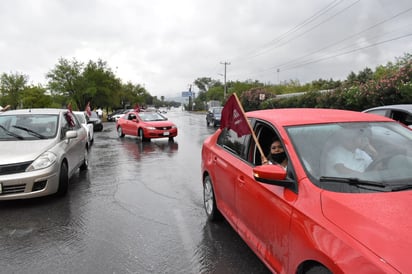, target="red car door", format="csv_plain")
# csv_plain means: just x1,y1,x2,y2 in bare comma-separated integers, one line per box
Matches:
236,169,295,272
211,146,239,229
235,130,296,272
123,112,138,136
